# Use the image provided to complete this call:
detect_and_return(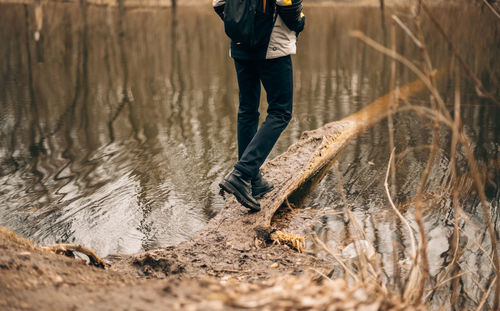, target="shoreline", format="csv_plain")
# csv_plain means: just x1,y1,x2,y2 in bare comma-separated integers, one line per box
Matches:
0,225,421,311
